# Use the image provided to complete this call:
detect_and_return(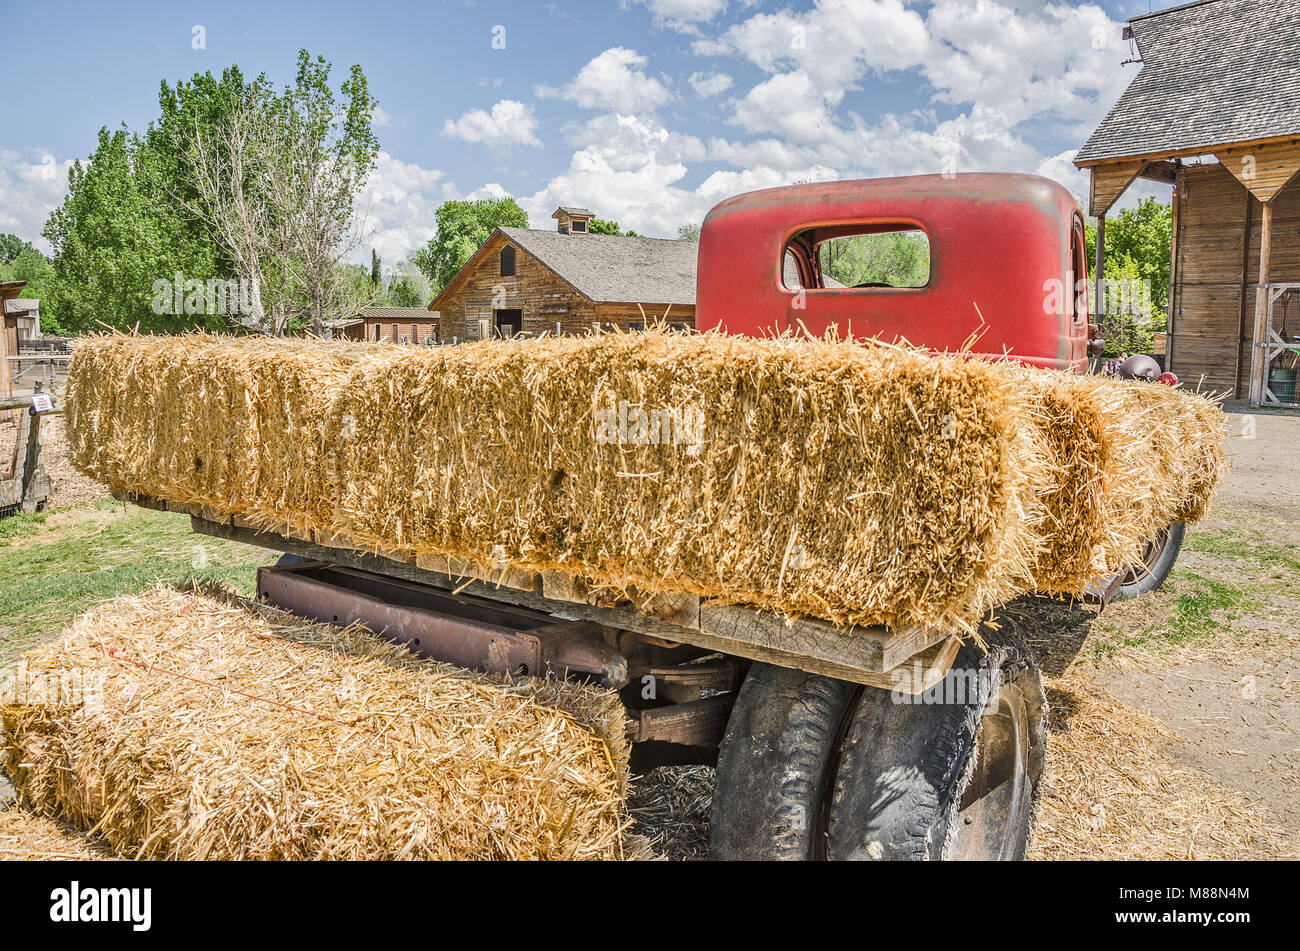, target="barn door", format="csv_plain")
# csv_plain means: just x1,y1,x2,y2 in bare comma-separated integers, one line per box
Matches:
495,308,522,338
